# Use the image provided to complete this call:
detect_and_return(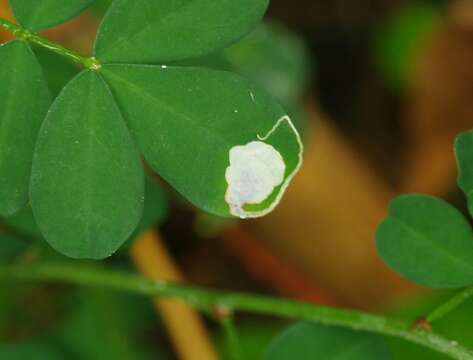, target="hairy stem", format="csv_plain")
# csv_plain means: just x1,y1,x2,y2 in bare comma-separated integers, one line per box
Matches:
0,17,100,70
427,287,473,324
0,262,471,360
